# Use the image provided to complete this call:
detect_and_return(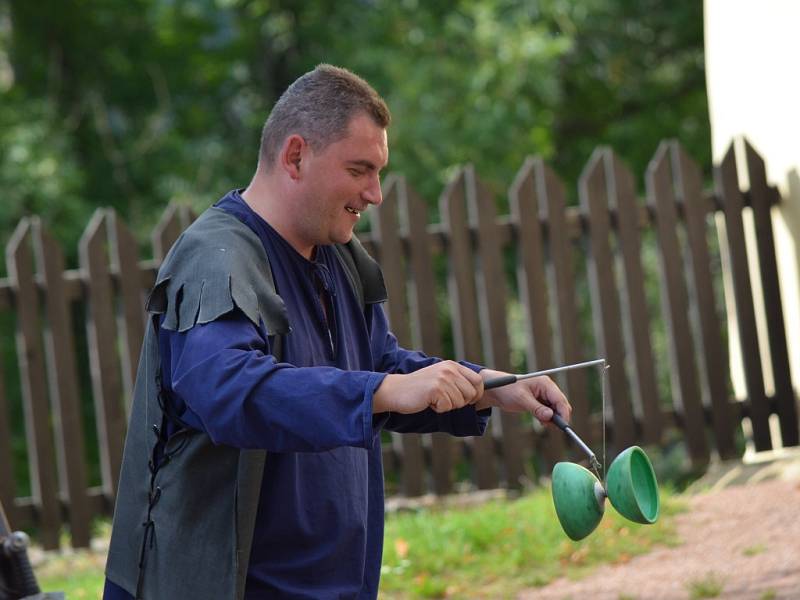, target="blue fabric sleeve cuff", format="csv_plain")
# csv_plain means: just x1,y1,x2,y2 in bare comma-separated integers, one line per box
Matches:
459,359,484,374
363,372,388,448
441,404,492,437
